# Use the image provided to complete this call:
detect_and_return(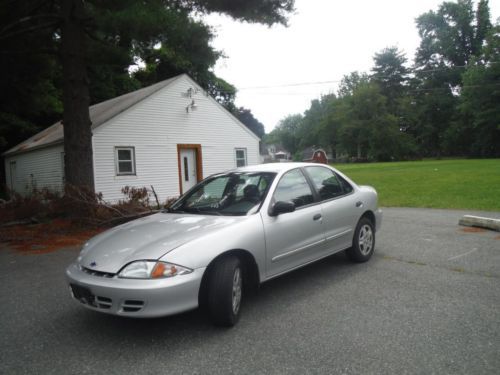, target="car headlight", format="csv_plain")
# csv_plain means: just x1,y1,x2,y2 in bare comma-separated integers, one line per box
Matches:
118,261,193,279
